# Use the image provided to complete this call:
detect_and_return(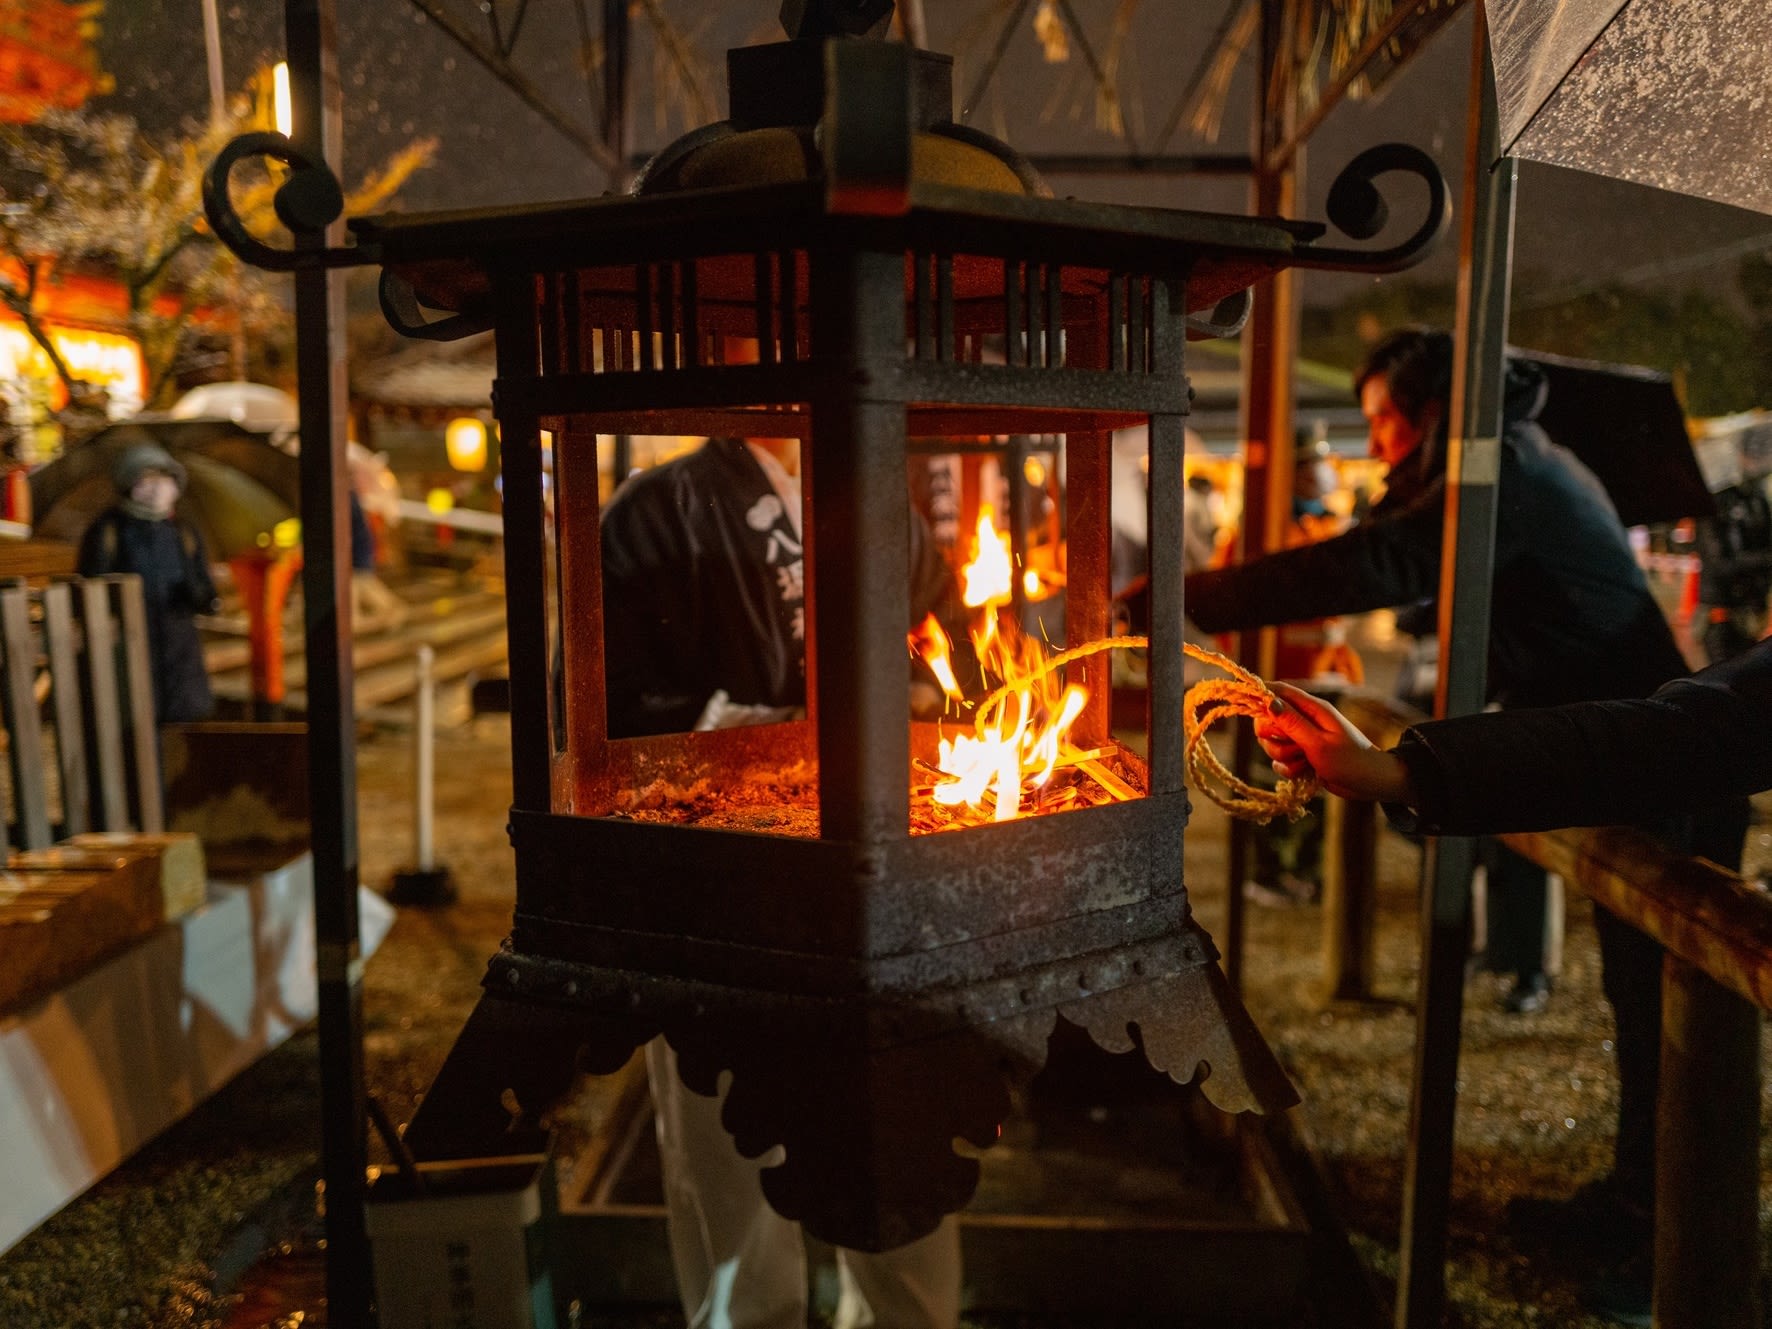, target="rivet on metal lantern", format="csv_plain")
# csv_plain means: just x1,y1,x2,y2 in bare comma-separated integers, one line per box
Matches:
207,1,1447,1254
